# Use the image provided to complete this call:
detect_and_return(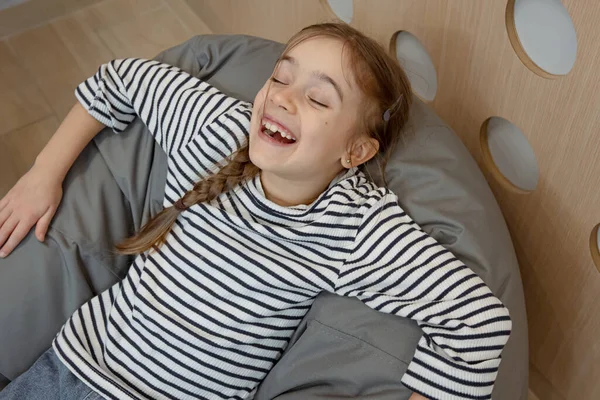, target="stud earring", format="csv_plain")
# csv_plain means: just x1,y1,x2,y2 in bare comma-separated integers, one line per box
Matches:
346,159,351,164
